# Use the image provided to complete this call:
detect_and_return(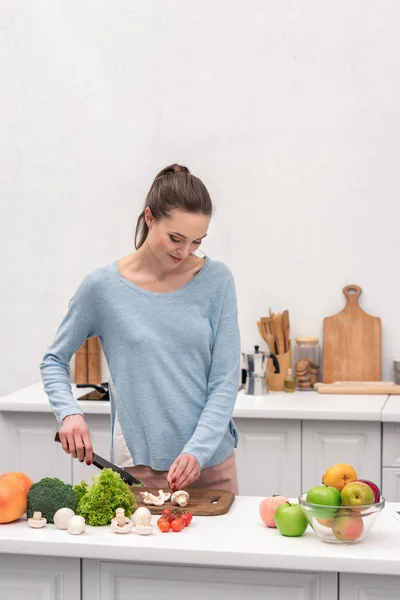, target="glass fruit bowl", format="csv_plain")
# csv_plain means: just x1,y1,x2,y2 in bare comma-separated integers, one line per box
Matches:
298,493,385,544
